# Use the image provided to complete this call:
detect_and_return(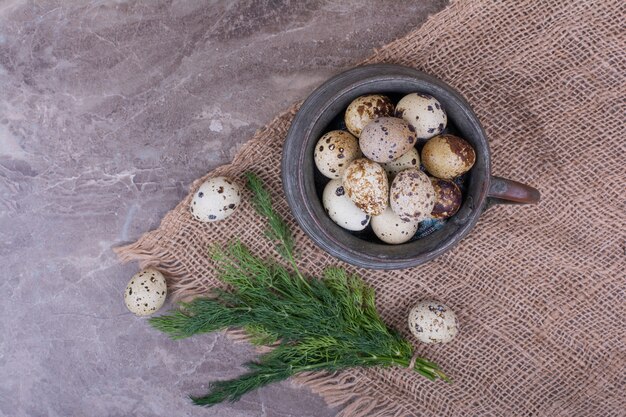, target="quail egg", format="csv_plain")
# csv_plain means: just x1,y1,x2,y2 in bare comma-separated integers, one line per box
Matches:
421,134,476,179
389,169,435,222
344,94,395,137
124,268,167,316
314,130,362,179
395,93,447,140
322,179,370,231
381,147,420,177
359,117,417,163
371,206,419,244
190,177,241,222
430,177,462,219
342,158,389,215
408,300,459,344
